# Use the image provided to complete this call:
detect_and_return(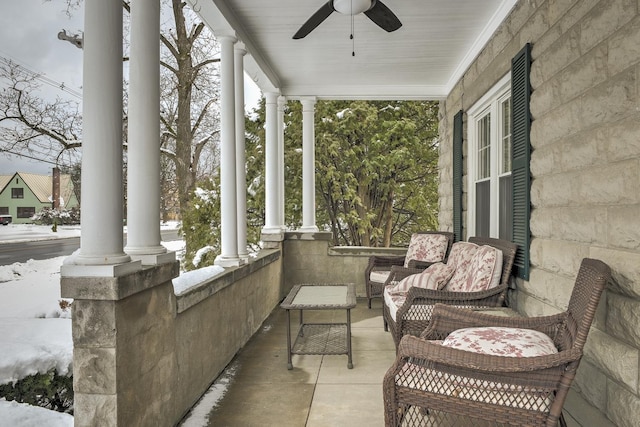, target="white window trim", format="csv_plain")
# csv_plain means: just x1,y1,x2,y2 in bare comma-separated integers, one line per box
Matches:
467,73,511,238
